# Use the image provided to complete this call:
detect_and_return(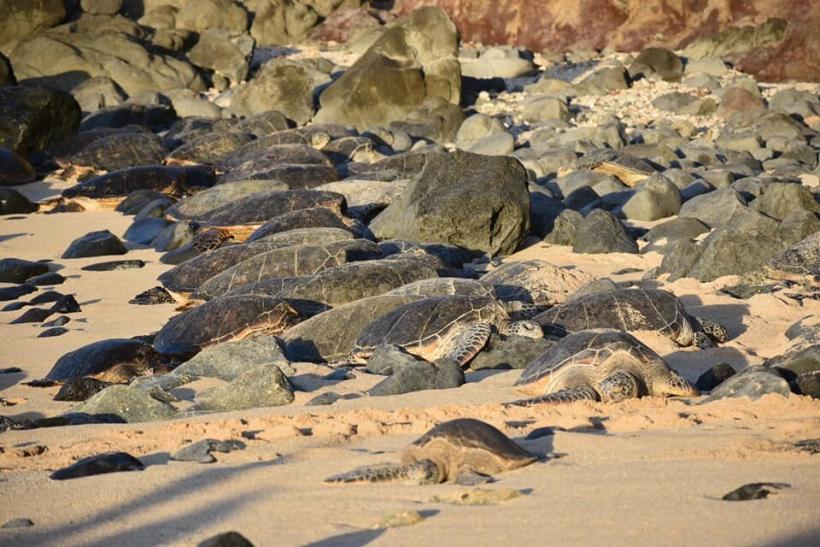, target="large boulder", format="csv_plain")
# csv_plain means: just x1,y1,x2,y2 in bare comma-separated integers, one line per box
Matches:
244,0,321,45
175,0,249,34
0,86,81,156
313,6,460,131
229,60,314,124
0,0,67,52
0,53,14,86
9,31,205,96
187,30,255,84
370,149,531,255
